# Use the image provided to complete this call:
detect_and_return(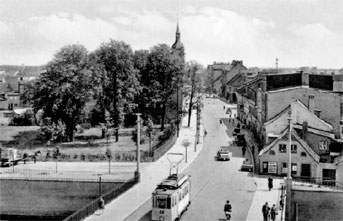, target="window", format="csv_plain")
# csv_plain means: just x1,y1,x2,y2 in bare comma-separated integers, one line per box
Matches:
279,144,286,153
301,152,307,157
269,150,275,155
319,140,328,150
156,197,167,209
291,163,297,175
291,144,297,153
